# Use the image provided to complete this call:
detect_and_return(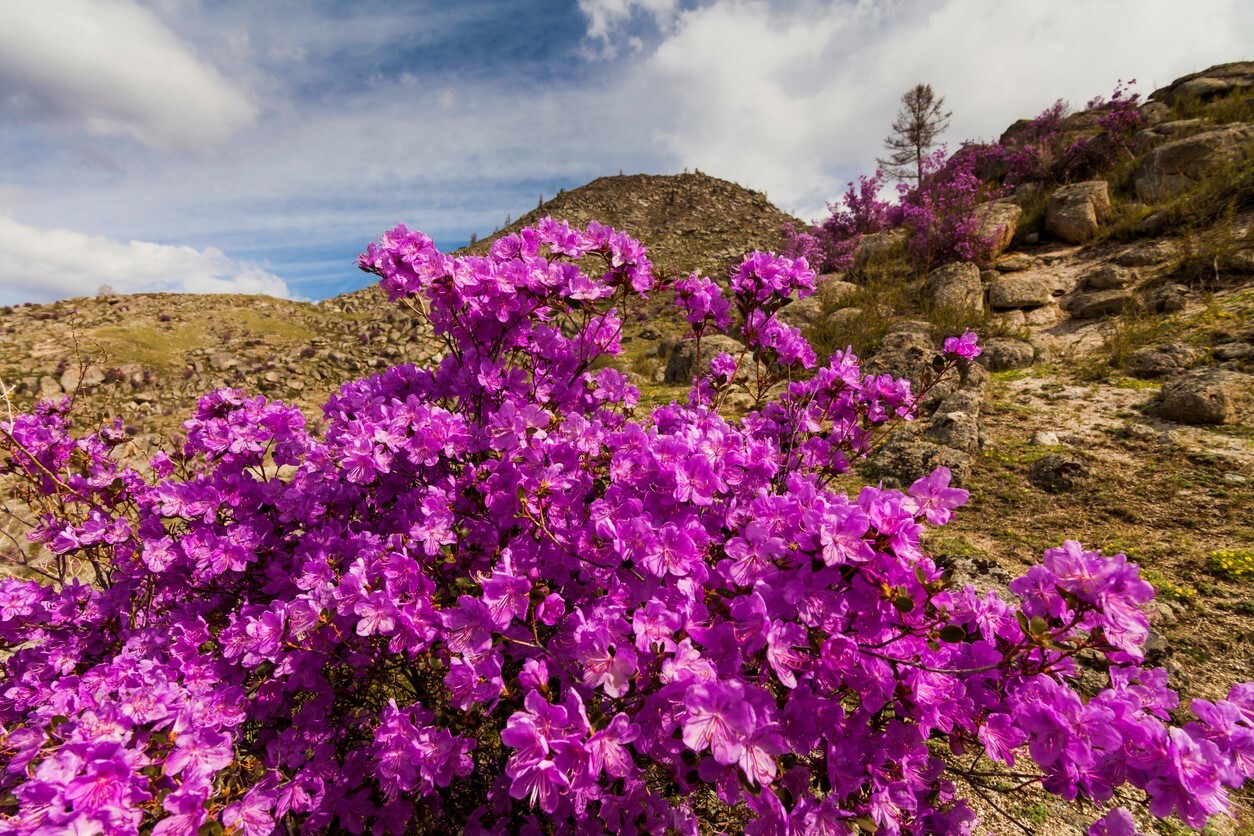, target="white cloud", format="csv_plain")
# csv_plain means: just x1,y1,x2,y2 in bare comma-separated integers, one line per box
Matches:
0,215,290,304
580,0,679,55
0,0,256,150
